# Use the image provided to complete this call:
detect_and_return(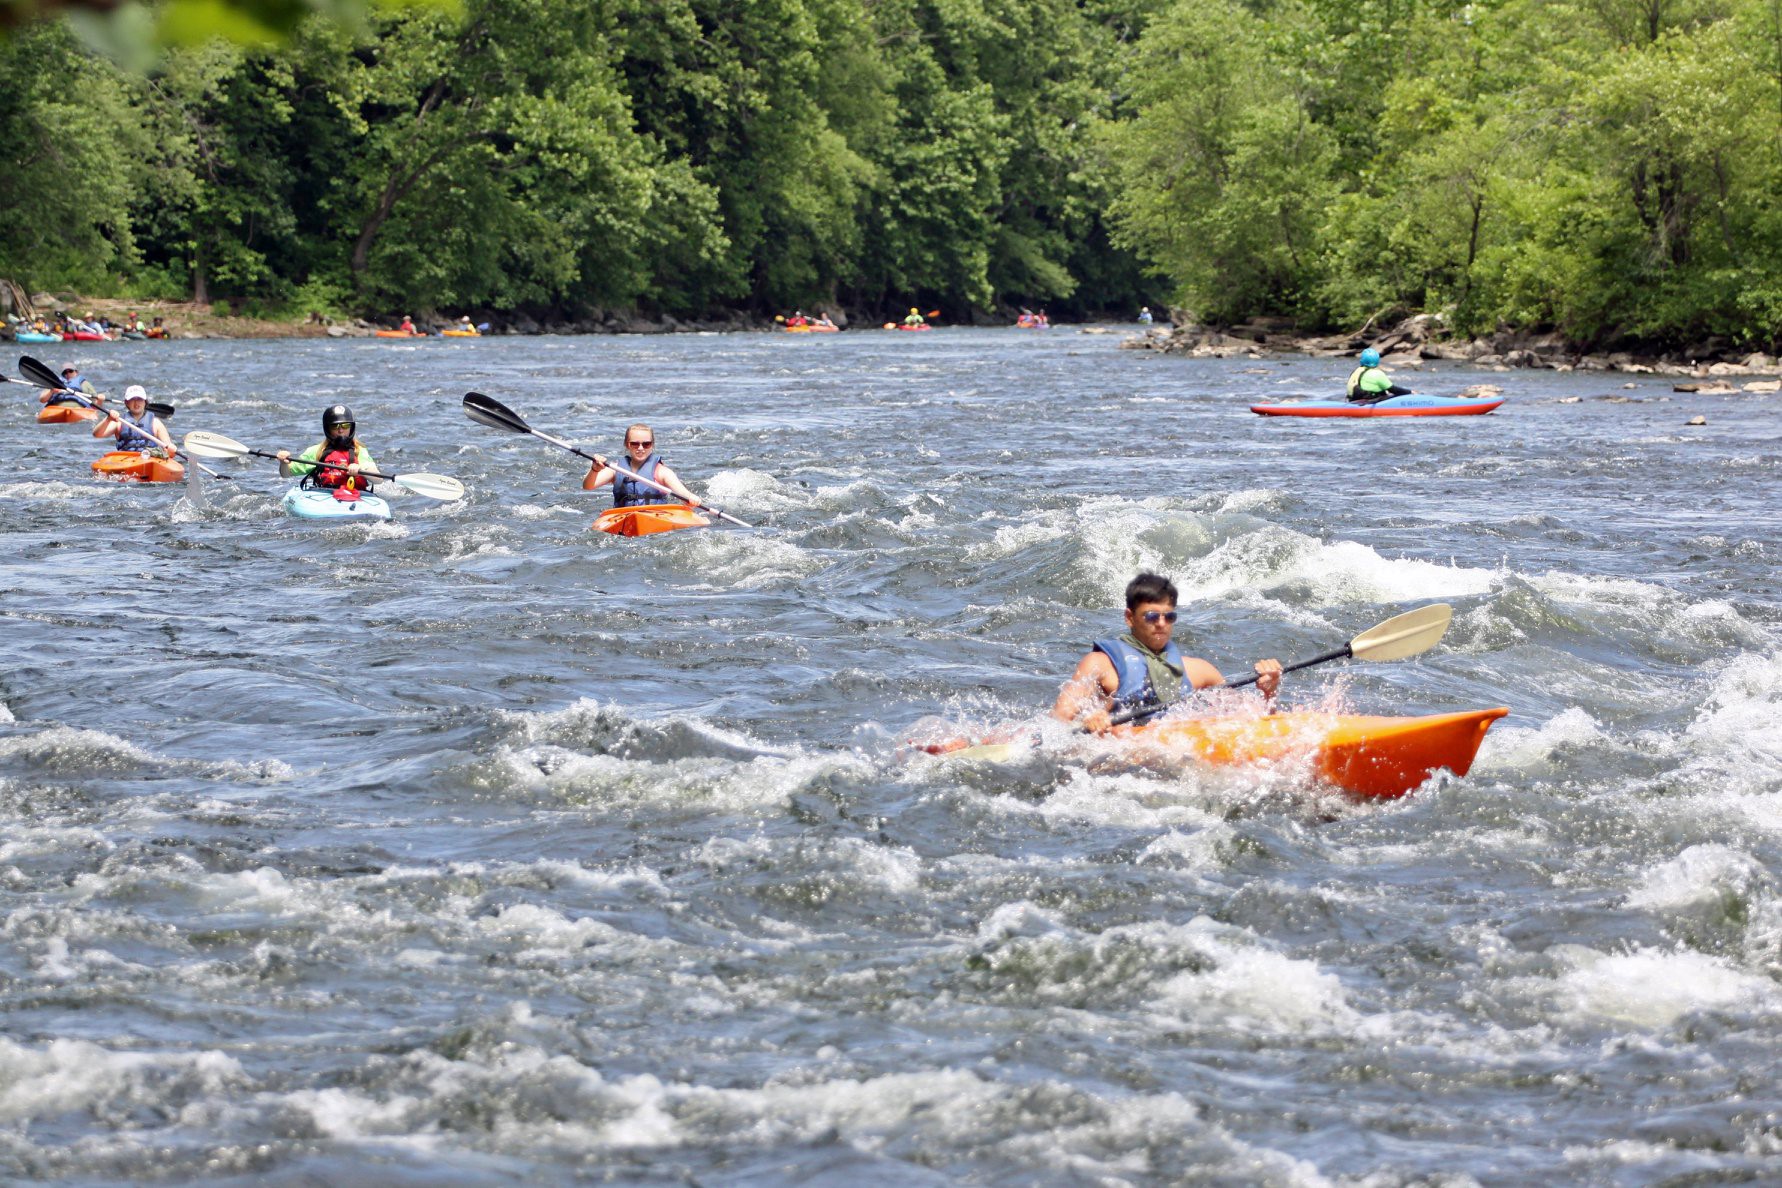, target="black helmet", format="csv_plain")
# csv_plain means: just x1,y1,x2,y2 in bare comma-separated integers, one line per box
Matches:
322,404,355,434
